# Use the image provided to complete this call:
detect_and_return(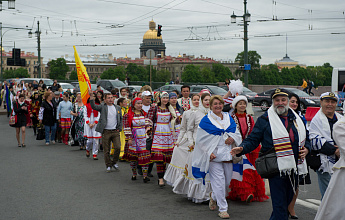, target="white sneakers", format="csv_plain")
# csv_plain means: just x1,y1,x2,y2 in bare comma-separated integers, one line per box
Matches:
45,142,49,146
51,141,56,144
106,164,119,172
